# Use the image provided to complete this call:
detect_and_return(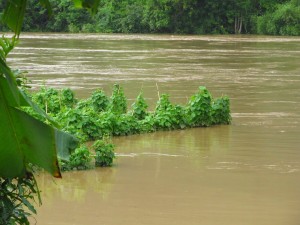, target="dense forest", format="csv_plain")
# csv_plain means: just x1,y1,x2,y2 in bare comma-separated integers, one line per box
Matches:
0,0,299,35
